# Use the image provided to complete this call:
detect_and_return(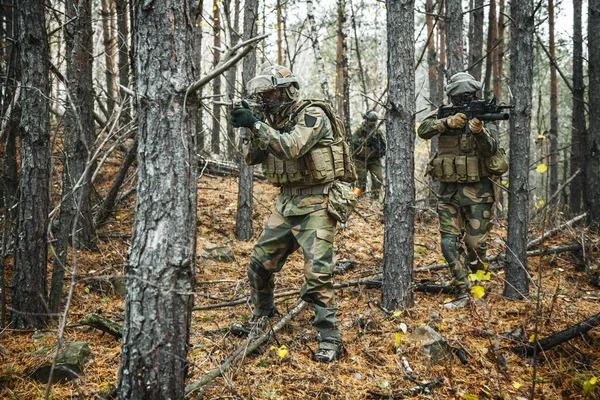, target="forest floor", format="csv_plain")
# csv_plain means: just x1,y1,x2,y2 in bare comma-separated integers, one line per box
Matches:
1,172,600,400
